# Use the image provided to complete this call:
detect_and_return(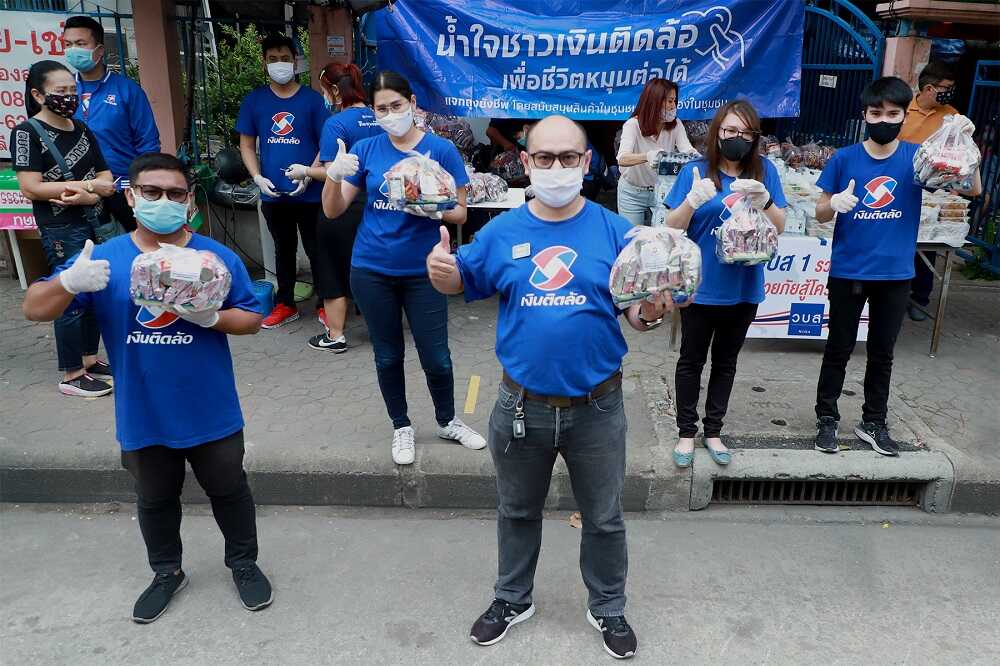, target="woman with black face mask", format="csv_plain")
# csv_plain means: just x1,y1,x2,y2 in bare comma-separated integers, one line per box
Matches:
10,60,115,398
663,100,787,467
